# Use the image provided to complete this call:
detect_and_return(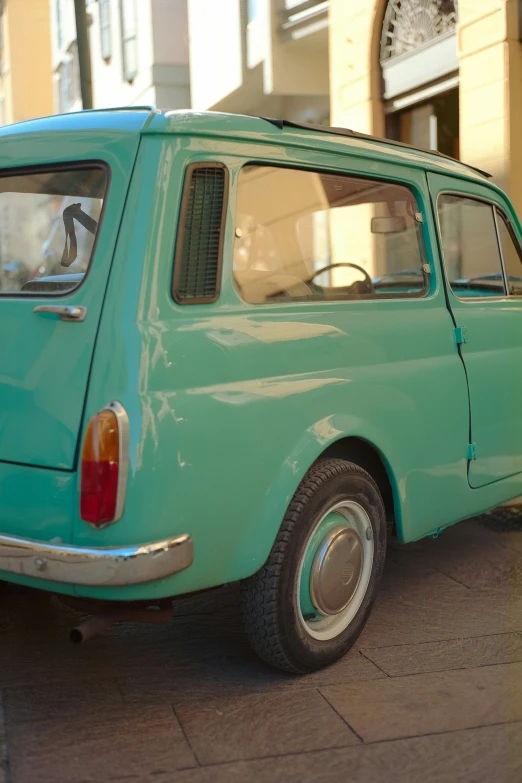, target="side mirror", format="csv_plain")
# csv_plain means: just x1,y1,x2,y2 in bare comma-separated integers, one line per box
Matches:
371,216,407,234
